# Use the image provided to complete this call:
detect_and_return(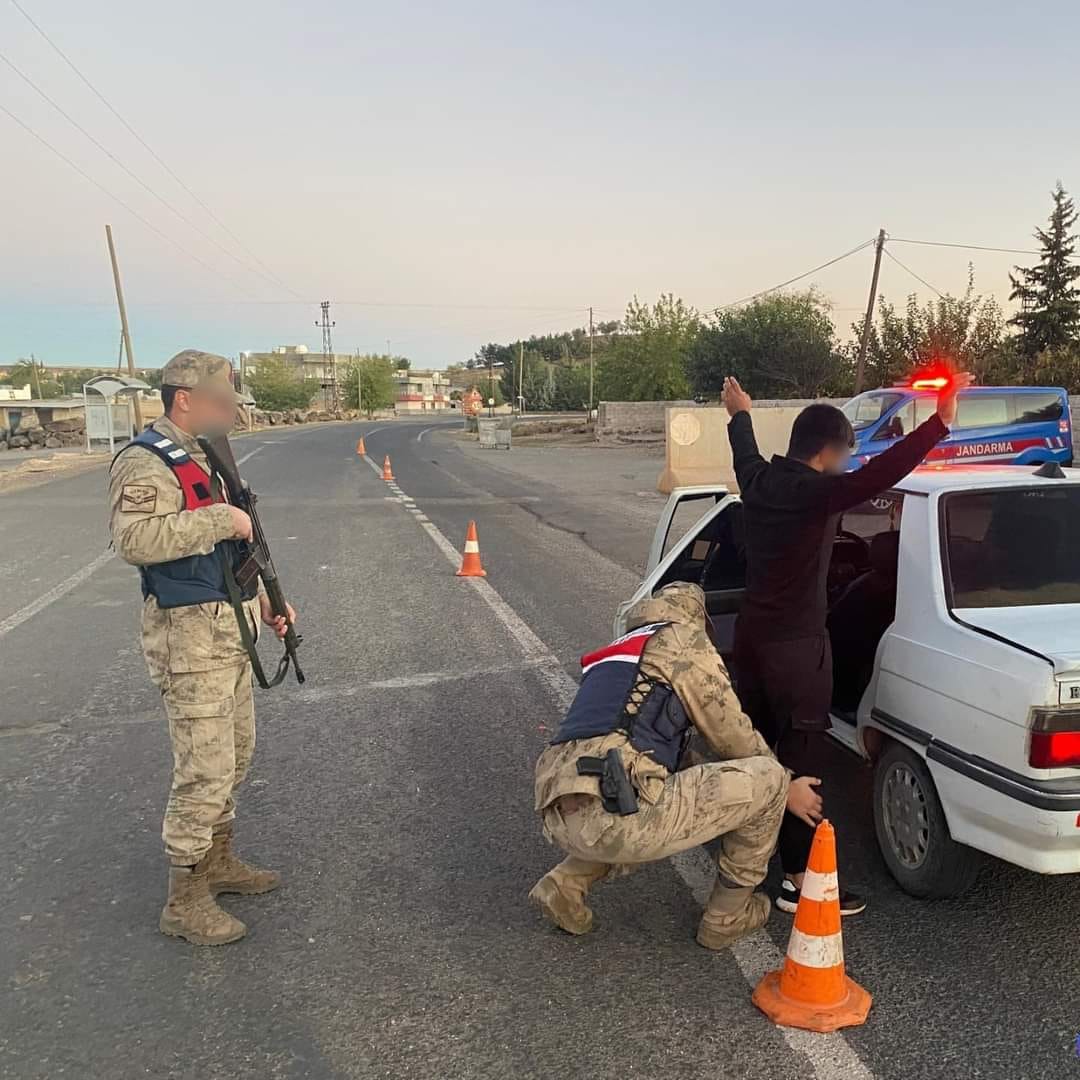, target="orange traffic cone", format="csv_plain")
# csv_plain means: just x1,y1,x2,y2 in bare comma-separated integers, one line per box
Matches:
751,820,871,1032
381,455,394,481
455,520,487,577
356,436,366,456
